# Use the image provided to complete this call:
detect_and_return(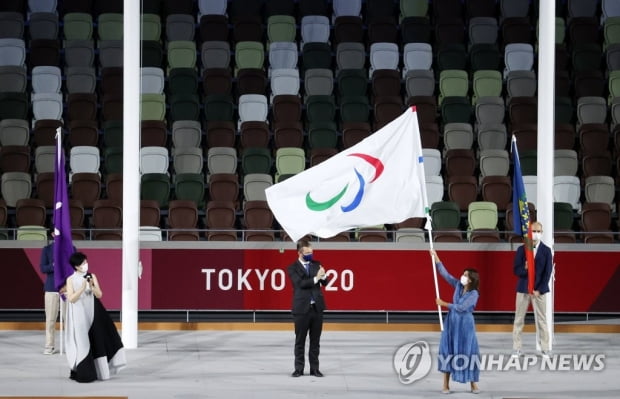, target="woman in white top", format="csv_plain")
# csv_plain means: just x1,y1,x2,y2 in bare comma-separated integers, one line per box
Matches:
64,252,126,382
